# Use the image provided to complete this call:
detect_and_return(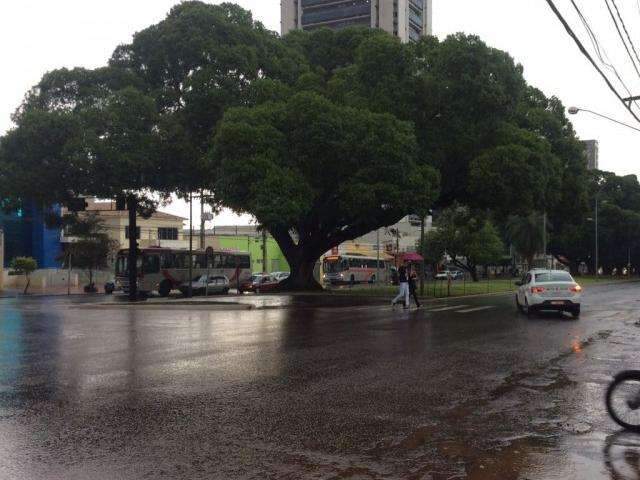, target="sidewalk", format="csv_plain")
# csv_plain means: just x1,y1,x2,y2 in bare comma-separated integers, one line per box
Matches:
0,285,90,298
